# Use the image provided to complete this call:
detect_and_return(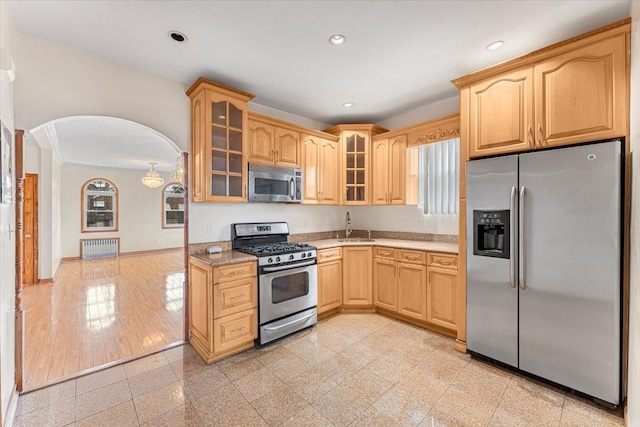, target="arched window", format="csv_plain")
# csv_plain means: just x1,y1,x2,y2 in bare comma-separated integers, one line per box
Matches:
163,183,185,228
82,178,118,232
